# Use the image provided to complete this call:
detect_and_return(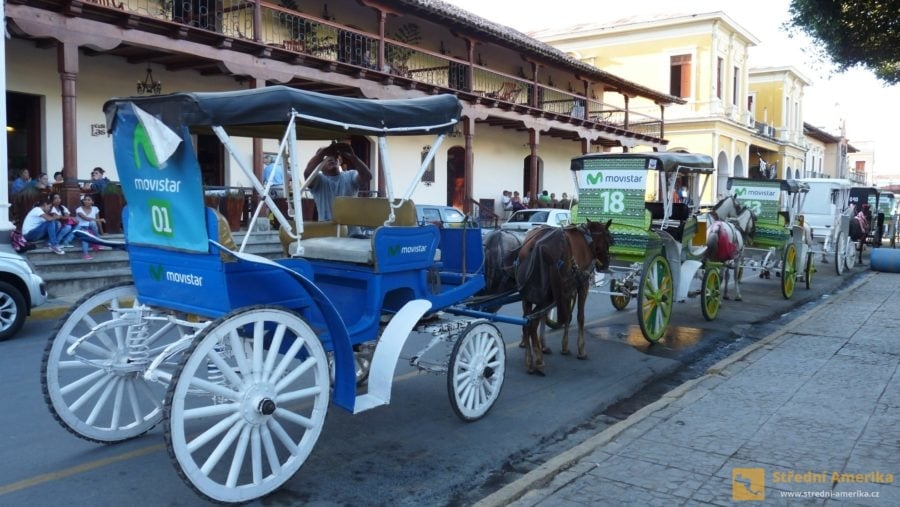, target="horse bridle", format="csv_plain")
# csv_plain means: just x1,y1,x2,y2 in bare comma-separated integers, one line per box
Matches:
577,223,611,271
